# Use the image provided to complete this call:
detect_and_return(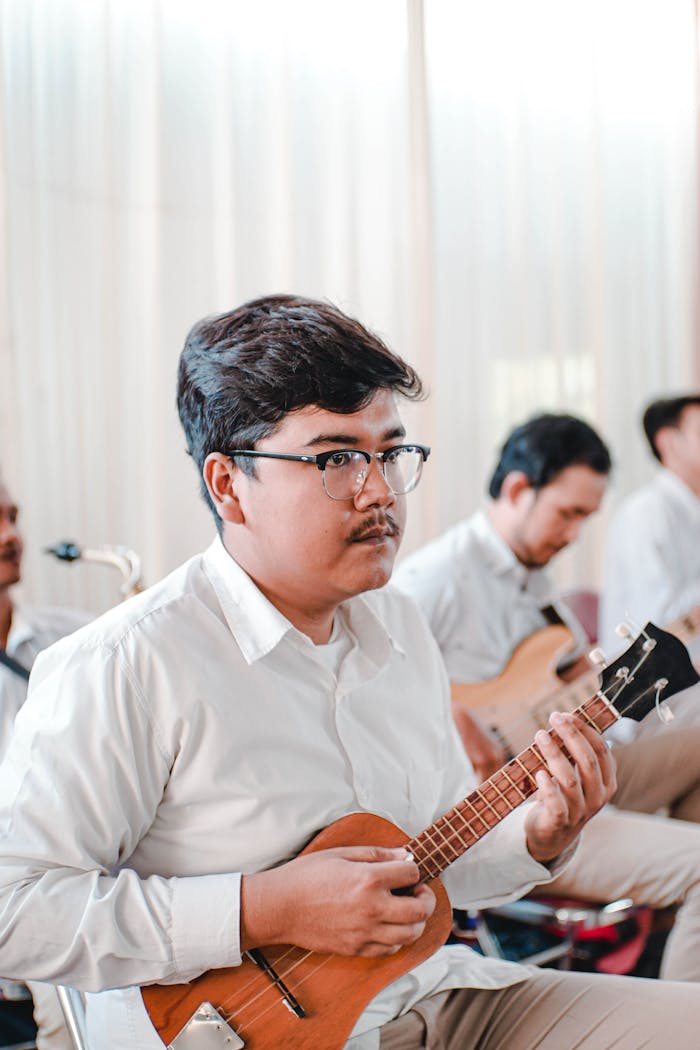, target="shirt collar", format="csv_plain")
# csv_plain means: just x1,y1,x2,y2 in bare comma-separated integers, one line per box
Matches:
202,537,296,664
201,536,404,667
6,604,35,653
656,467,700,514
470,507,553,599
